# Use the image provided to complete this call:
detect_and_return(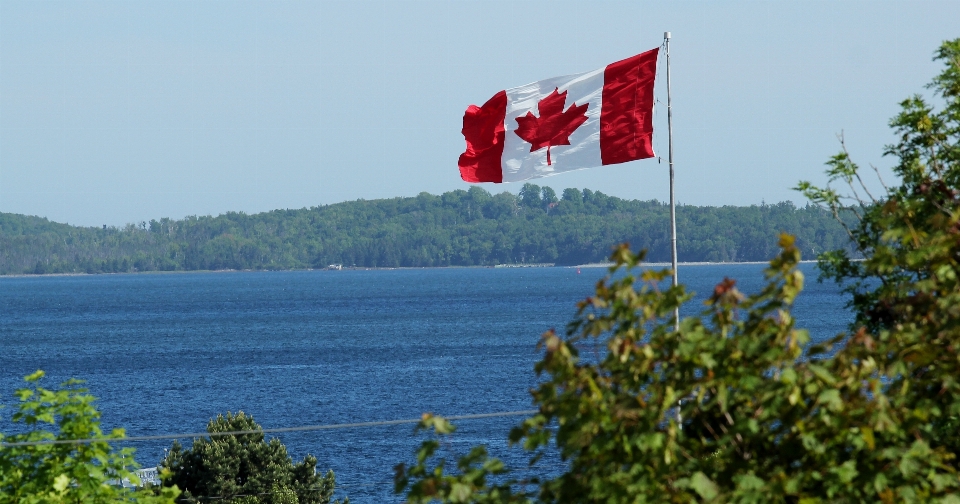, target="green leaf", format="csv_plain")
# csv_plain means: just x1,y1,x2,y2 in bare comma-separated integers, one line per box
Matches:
817,389,843,412
449,482,473,502
735,473,765,491
690,472,719,500
24,370,45,382
830,460,859,483
52,473,70,492
808,364,837,386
